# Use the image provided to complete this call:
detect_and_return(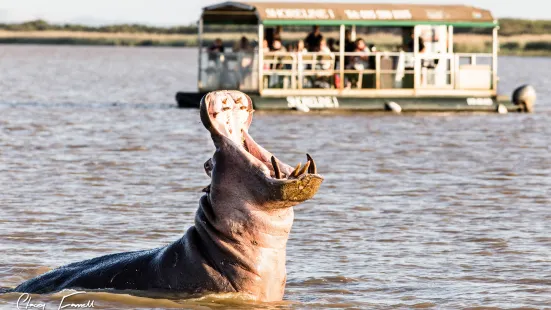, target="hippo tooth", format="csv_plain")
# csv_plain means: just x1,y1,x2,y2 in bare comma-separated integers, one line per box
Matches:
289,163,302,178
297,161,310,177
271,156,282,179
306,154,317,174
